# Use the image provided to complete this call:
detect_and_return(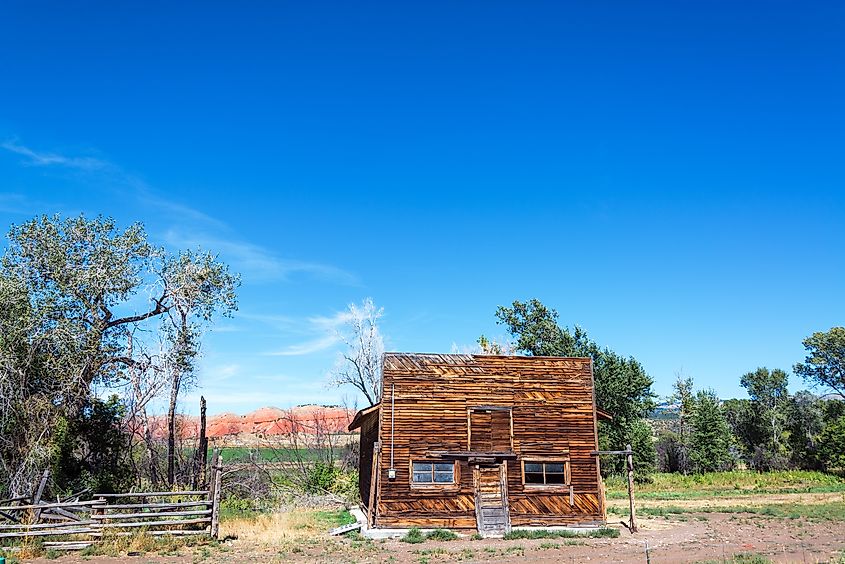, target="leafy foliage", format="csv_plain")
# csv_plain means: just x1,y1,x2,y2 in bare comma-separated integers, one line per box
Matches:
794,327,845,400
816,415,845,474
738,368,790,470
0,214,238,495
495,299,656,475
49,395,134,494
